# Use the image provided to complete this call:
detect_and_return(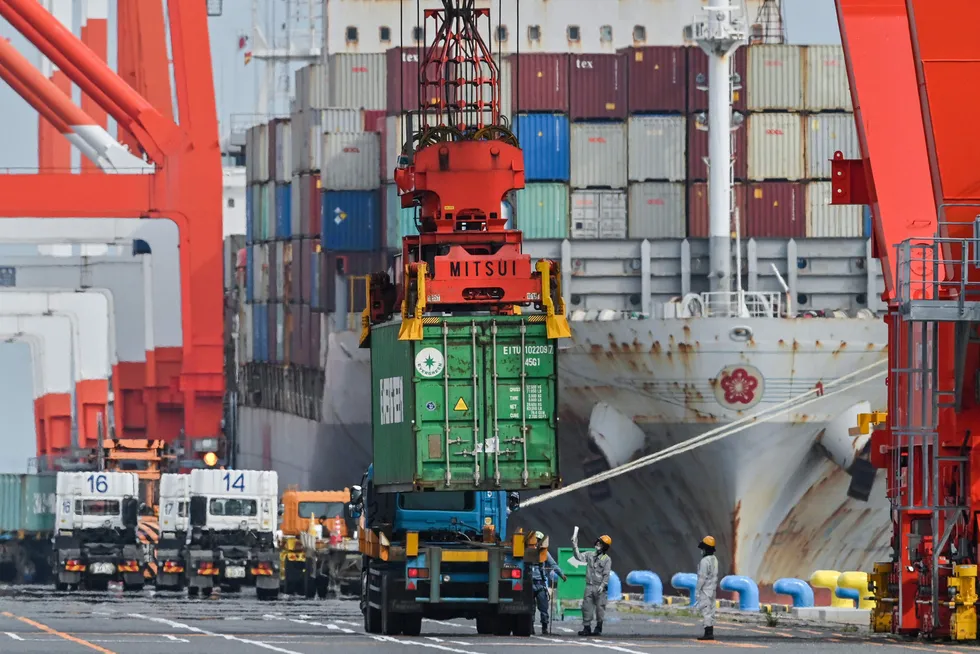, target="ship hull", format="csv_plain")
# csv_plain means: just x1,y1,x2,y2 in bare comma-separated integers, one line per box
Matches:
237,314,891,584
